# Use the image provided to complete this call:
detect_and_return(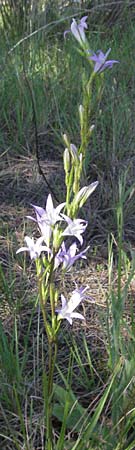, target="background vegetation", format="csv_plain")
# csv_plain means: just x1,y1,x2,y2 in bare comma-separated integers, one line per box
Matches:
0,1,135,449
